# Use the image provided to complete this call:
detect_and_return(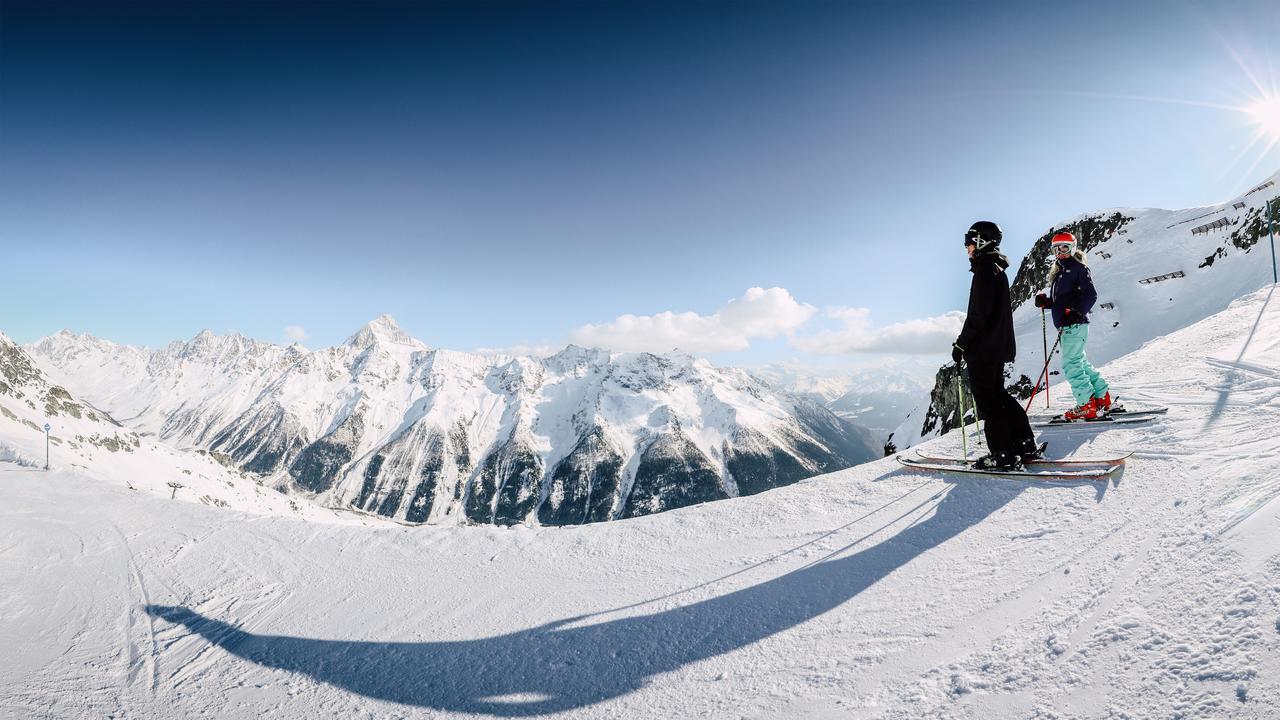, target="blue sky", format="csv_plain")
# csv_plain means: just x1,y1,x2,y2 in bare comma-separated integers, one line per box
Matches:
2,0,1278,369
